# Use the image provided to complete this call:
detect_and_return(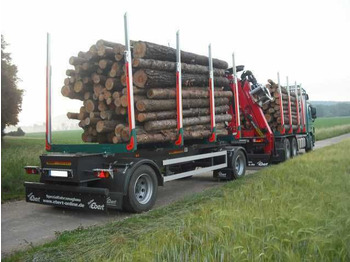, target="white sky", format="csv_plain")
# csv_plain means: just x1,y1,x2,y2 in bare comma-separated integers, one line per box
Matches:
1,0,350,126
